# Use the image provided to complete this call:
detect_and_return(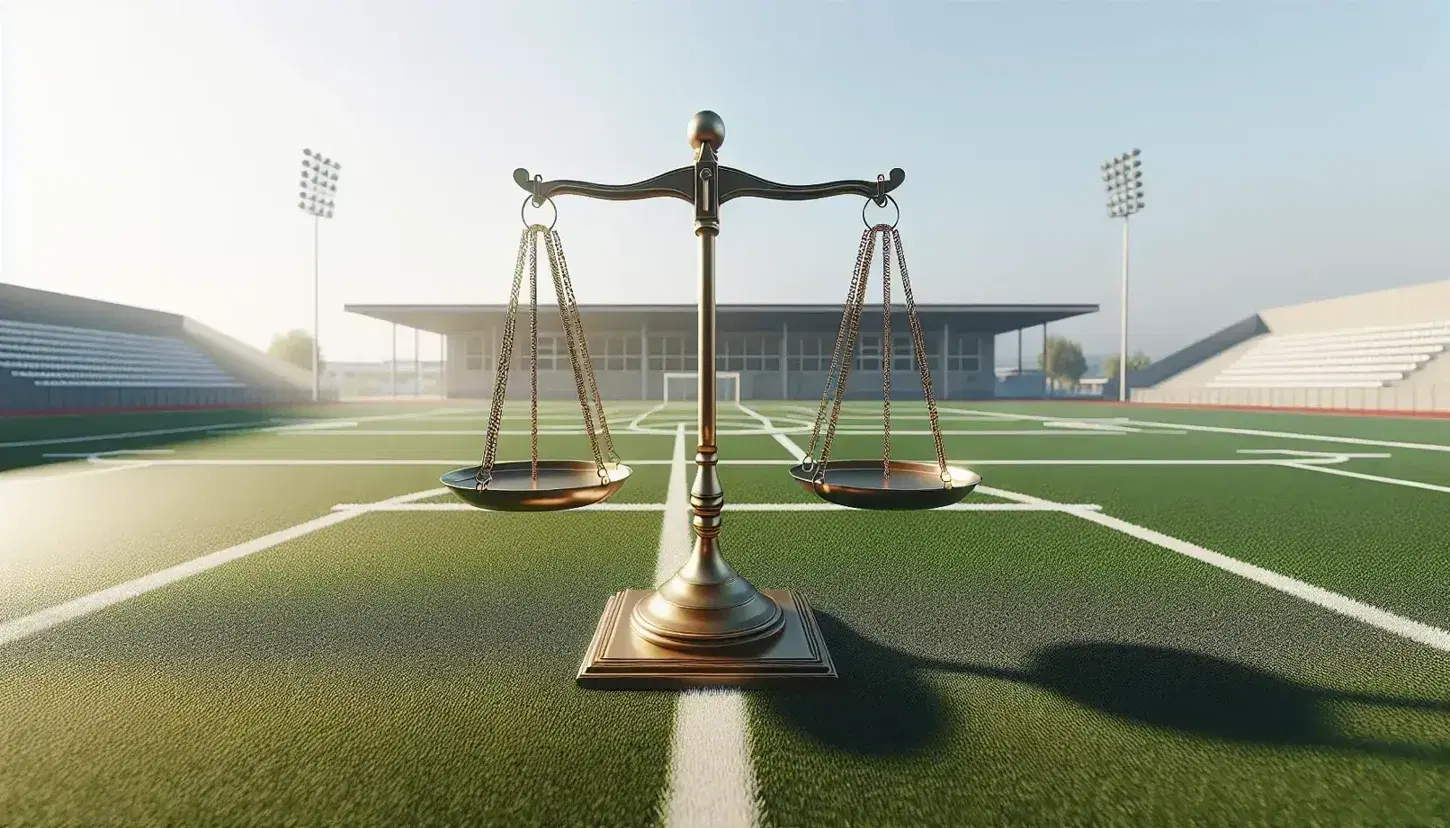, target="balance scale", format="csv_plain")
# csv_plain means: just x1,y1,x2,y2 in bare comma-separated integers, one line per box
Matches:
439,111,981,689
